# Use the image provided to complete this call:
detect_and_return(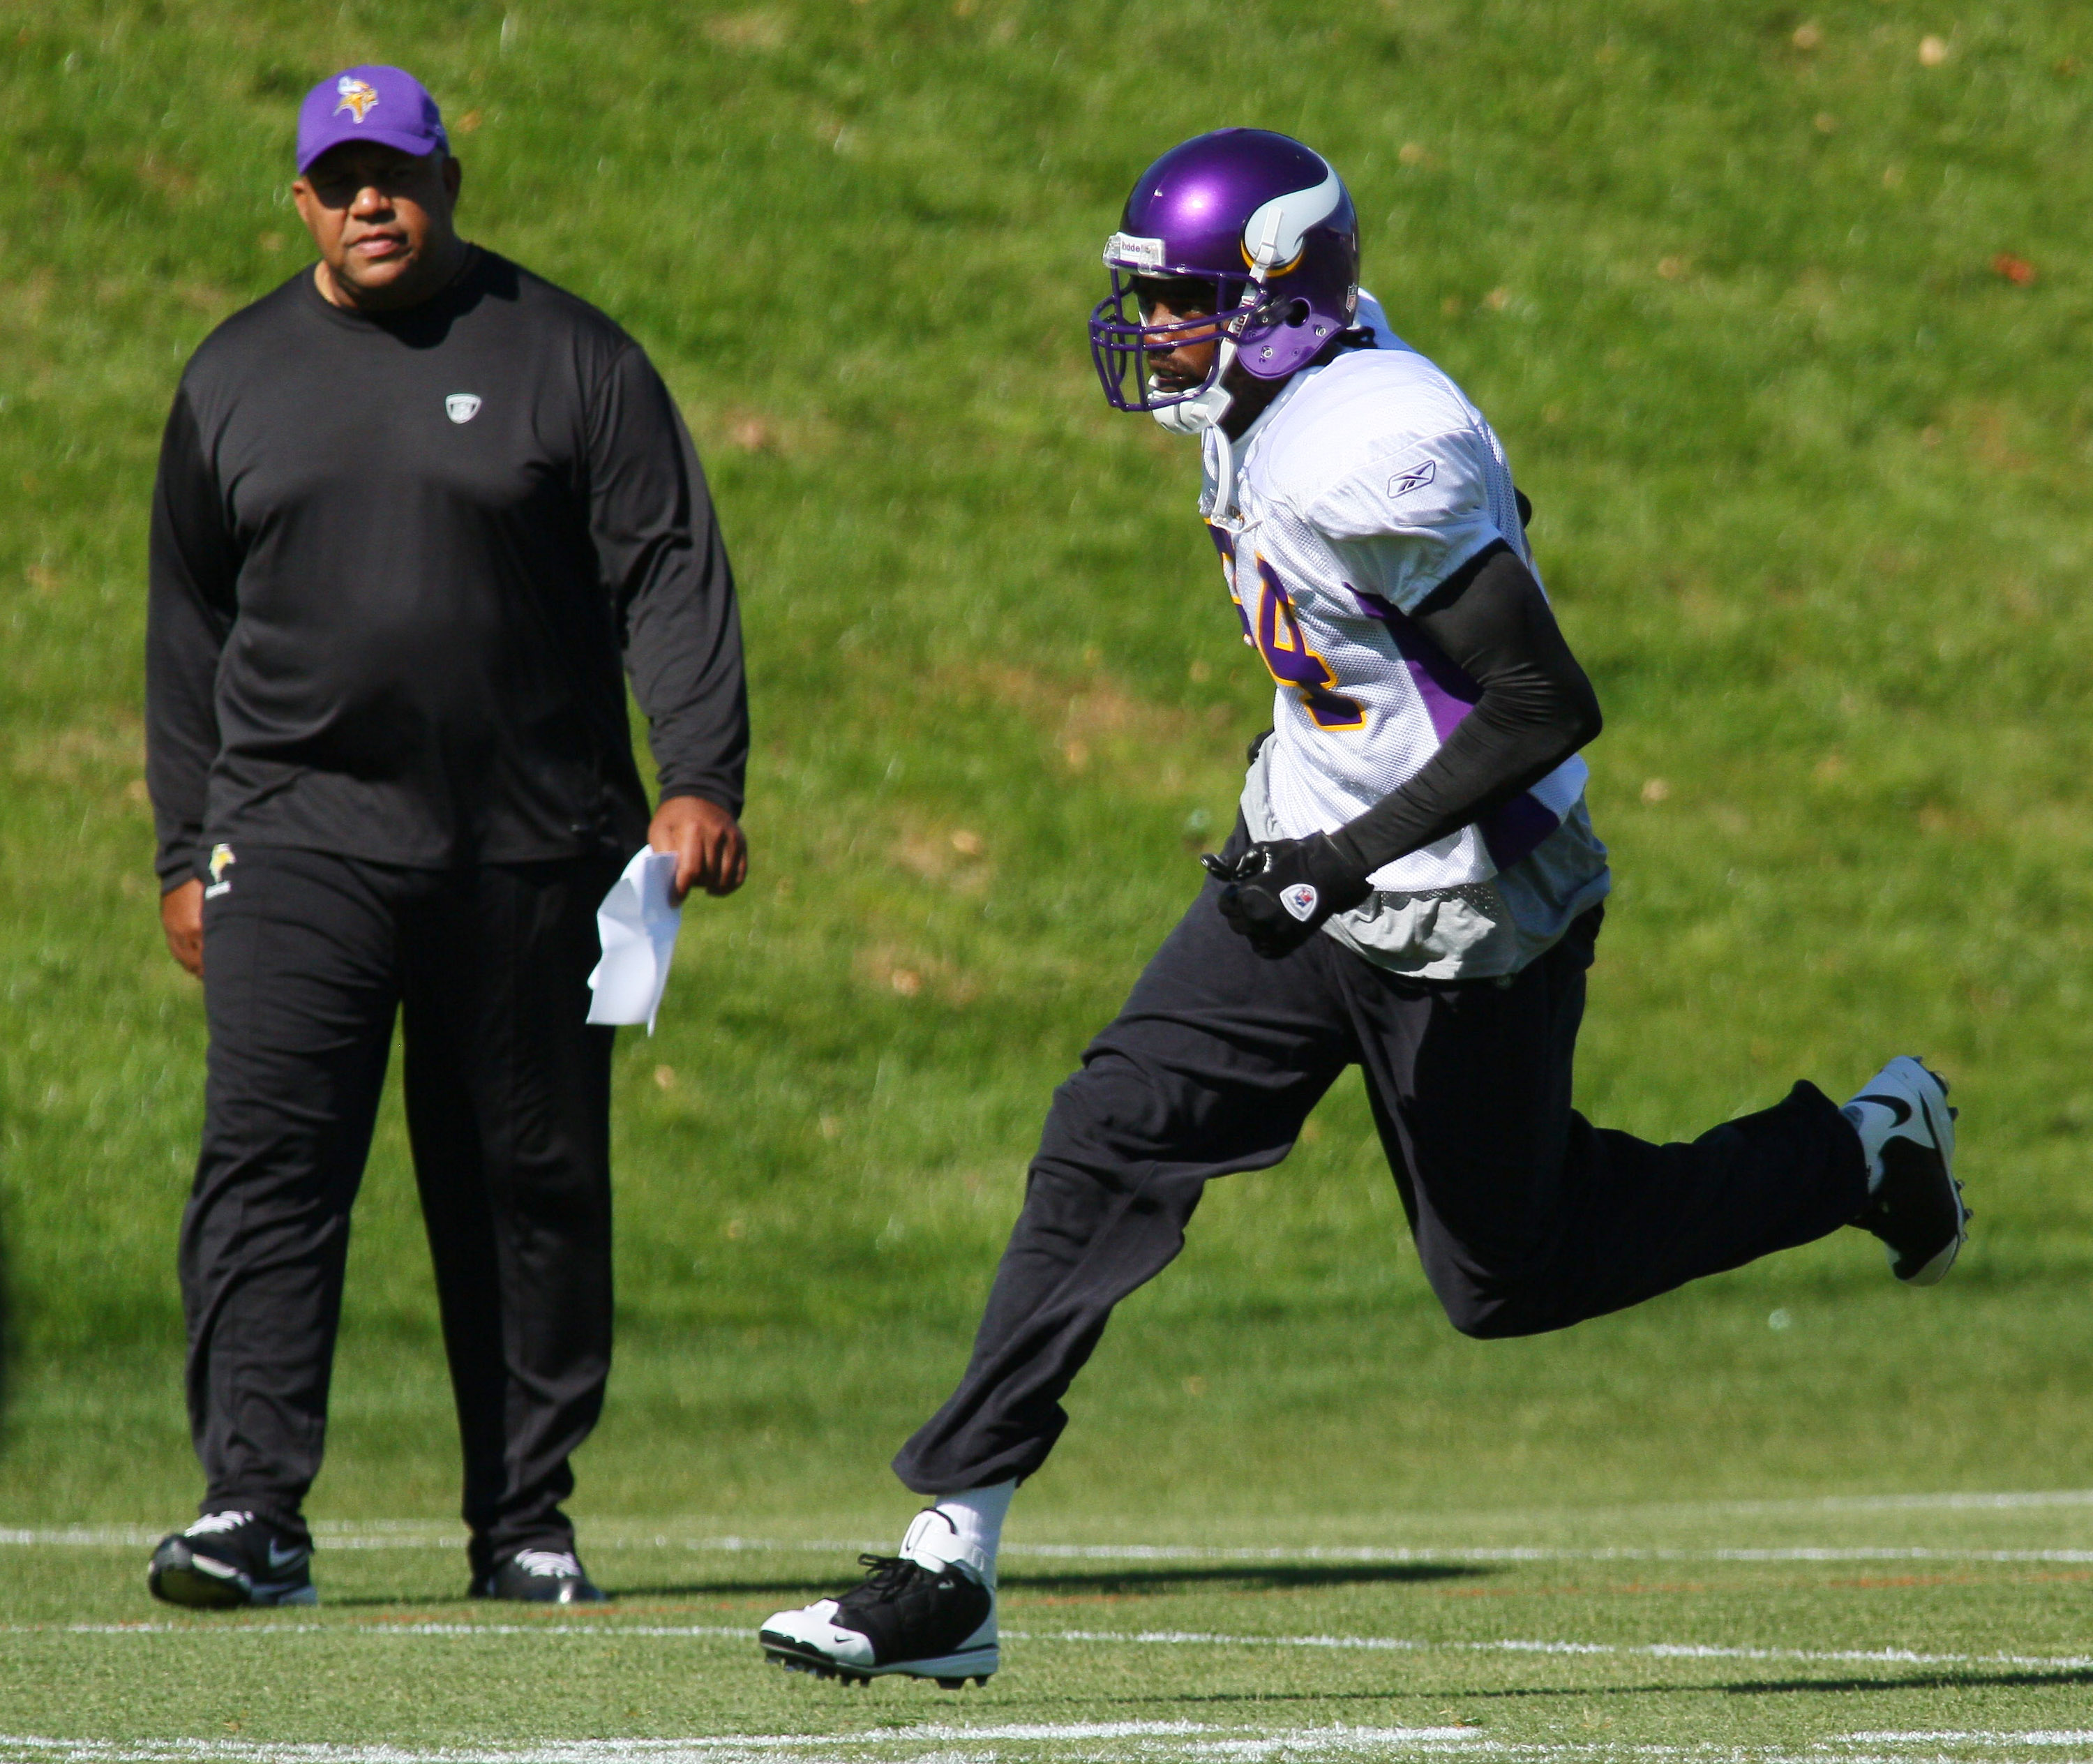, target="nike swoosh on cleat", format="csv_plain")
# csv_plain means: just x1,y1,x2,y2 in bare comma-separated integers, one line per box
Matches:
1854,1093,1912,1126
266,1542,306,1569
